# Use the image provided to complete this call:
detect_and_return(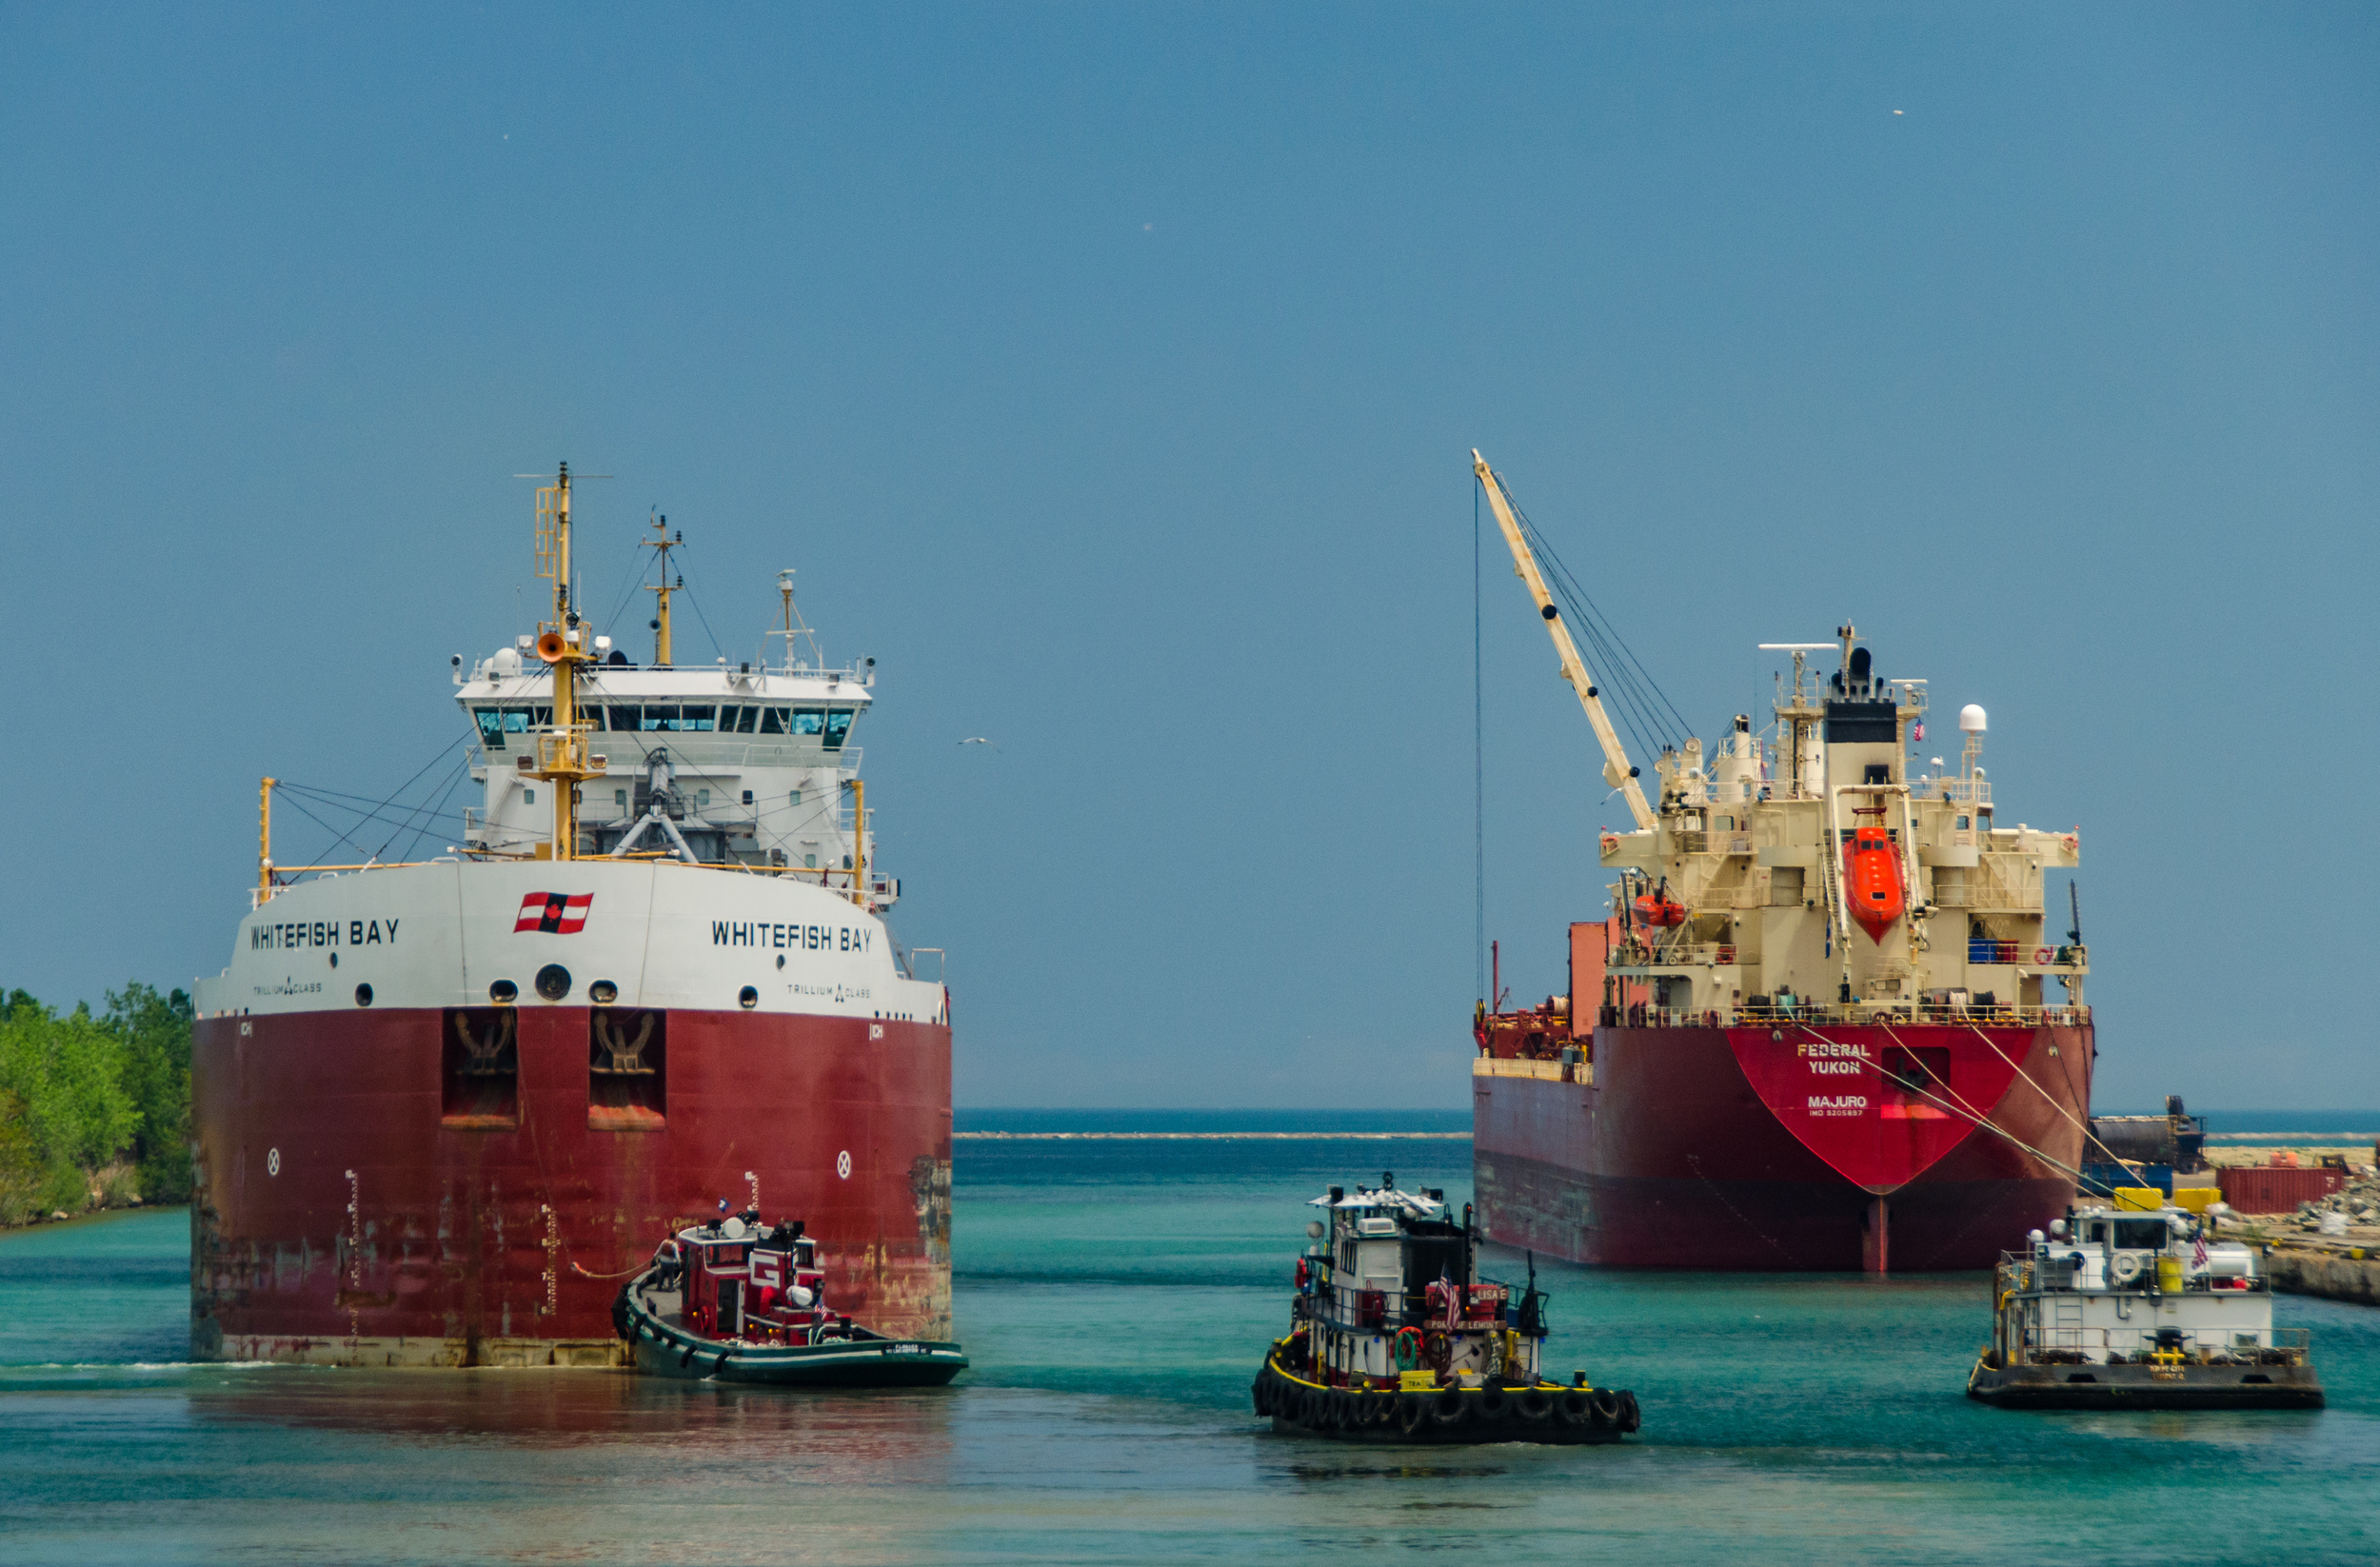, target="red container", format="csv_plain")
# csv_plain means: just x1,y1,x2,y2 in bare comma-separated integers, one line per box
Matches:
2216,1167,2346,1213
